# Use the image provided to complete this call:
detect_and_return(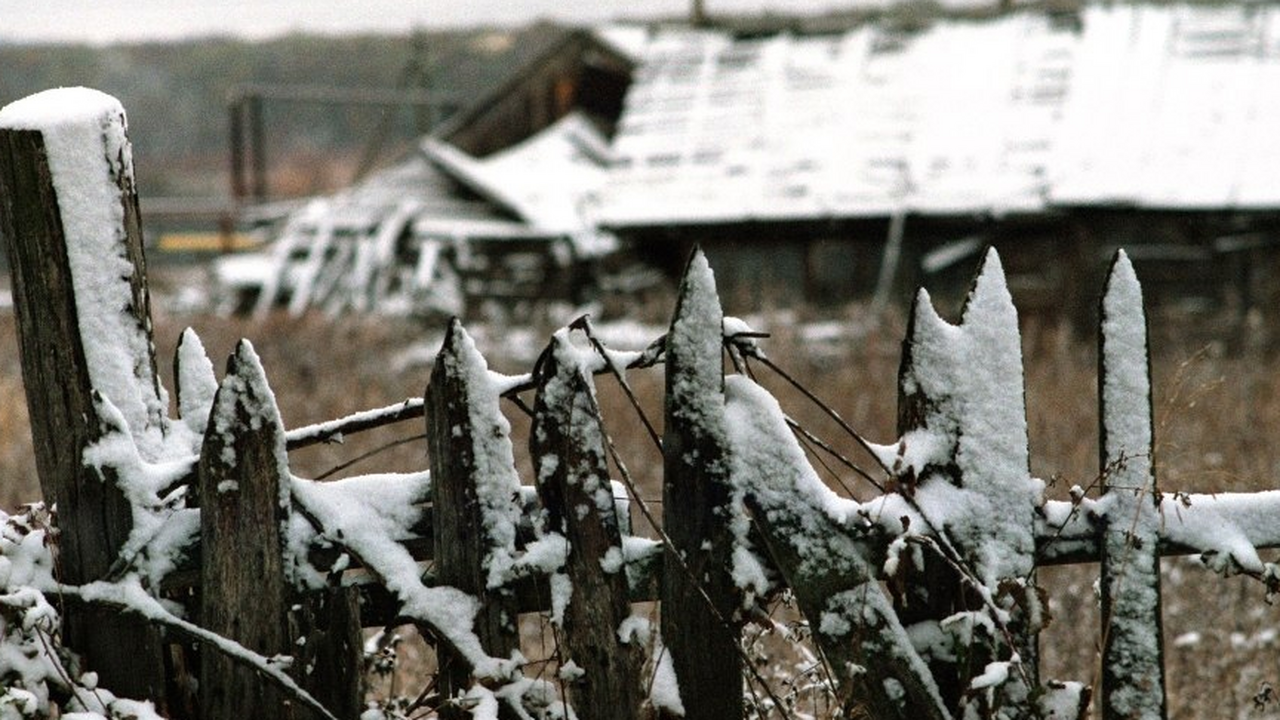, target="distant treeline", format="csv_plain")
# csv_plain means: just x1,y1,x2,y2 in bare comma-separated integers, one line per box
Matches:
0,30,528,196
